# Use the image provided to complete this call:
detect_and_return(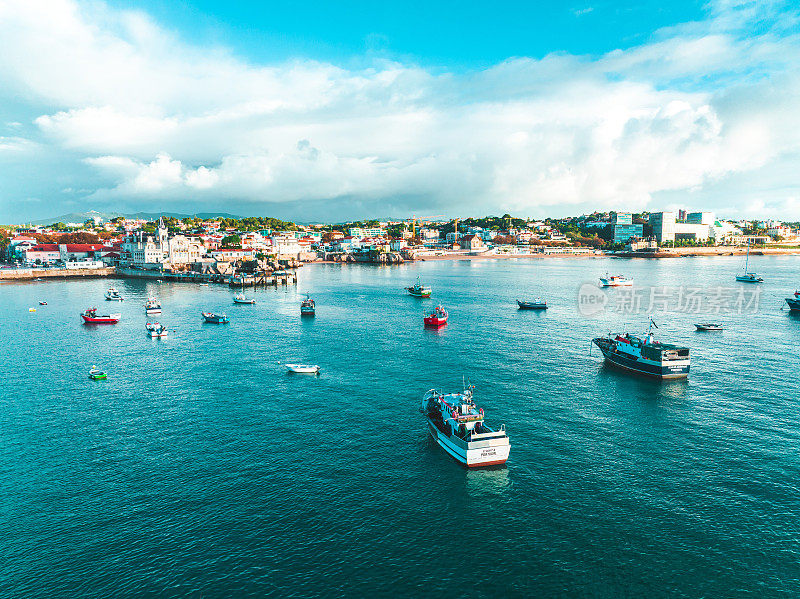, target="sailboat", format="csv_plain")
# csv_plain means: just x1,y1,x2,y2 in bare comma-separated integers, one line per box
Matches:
735,244,763,283
233,275,256,304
